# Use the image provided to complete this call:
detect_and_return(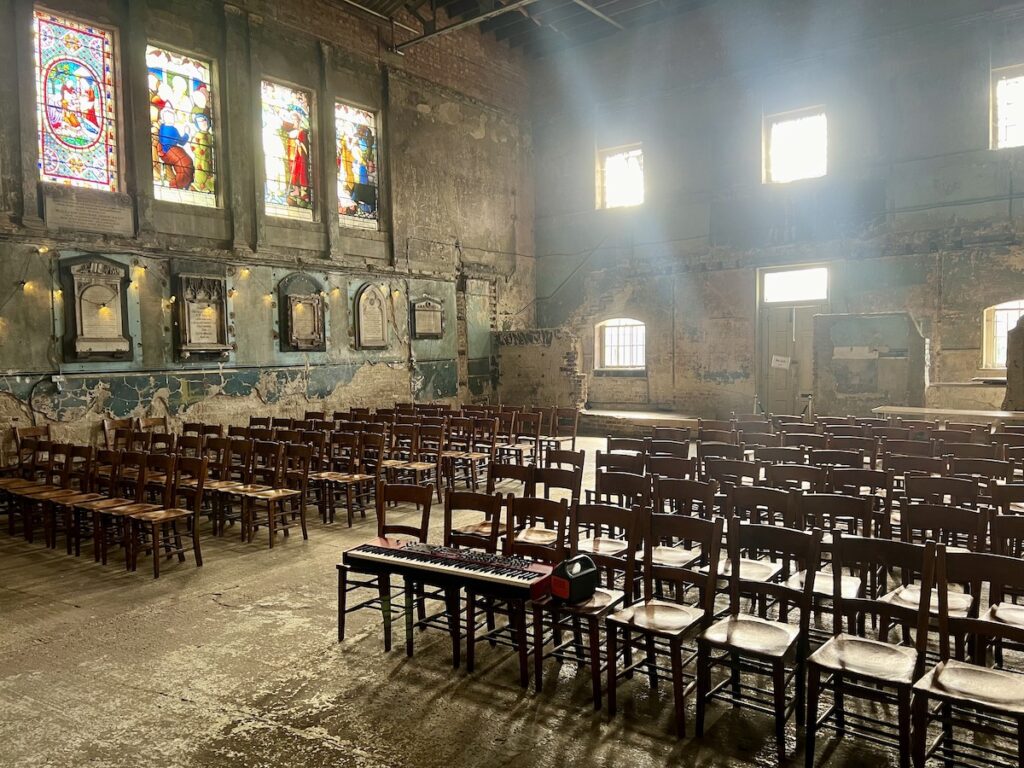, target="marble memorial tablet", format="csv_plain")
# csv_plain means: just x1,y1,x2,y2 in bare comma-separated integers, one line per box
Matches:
178,275,230,357
287,294,325,350
355,283,388,349
70,260,130,356
412,298,443,339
